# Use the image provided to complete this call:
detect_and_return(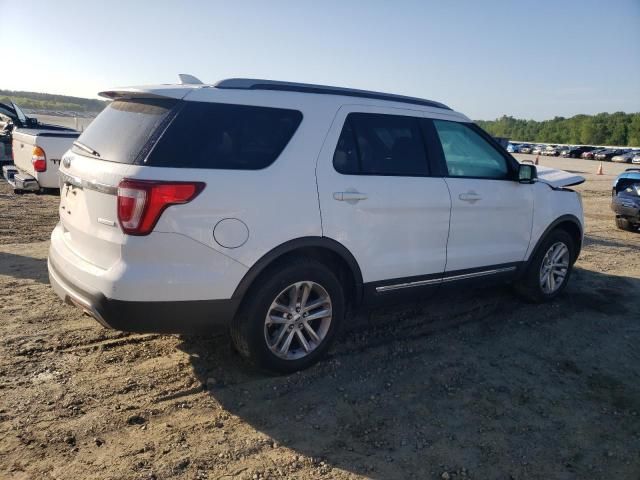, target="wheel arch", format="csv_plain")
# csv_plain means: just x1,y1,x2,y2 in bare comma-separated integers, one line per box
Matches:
232,237,364,307
528,214,583,265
